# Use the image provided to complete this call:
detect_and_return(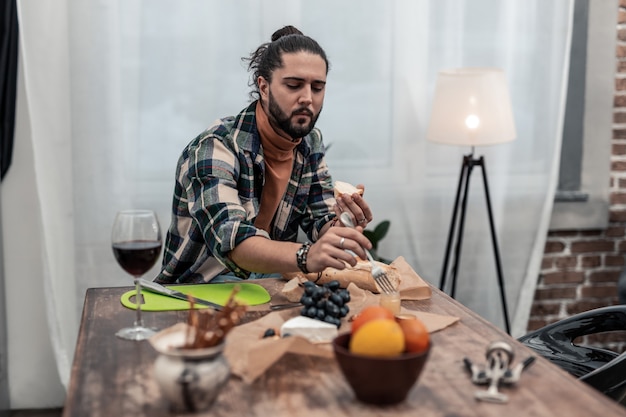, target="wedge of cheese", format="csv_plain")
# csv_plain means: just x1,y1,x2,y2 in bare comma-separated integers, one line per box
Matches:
280,316,338,343
281,276,305,303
